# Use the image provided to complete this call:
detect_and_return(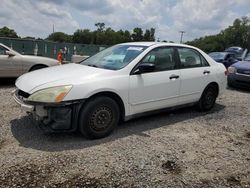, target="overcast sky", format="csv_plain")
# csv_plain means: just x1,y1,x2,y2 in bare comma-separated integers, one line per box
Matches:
1,0,250,42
